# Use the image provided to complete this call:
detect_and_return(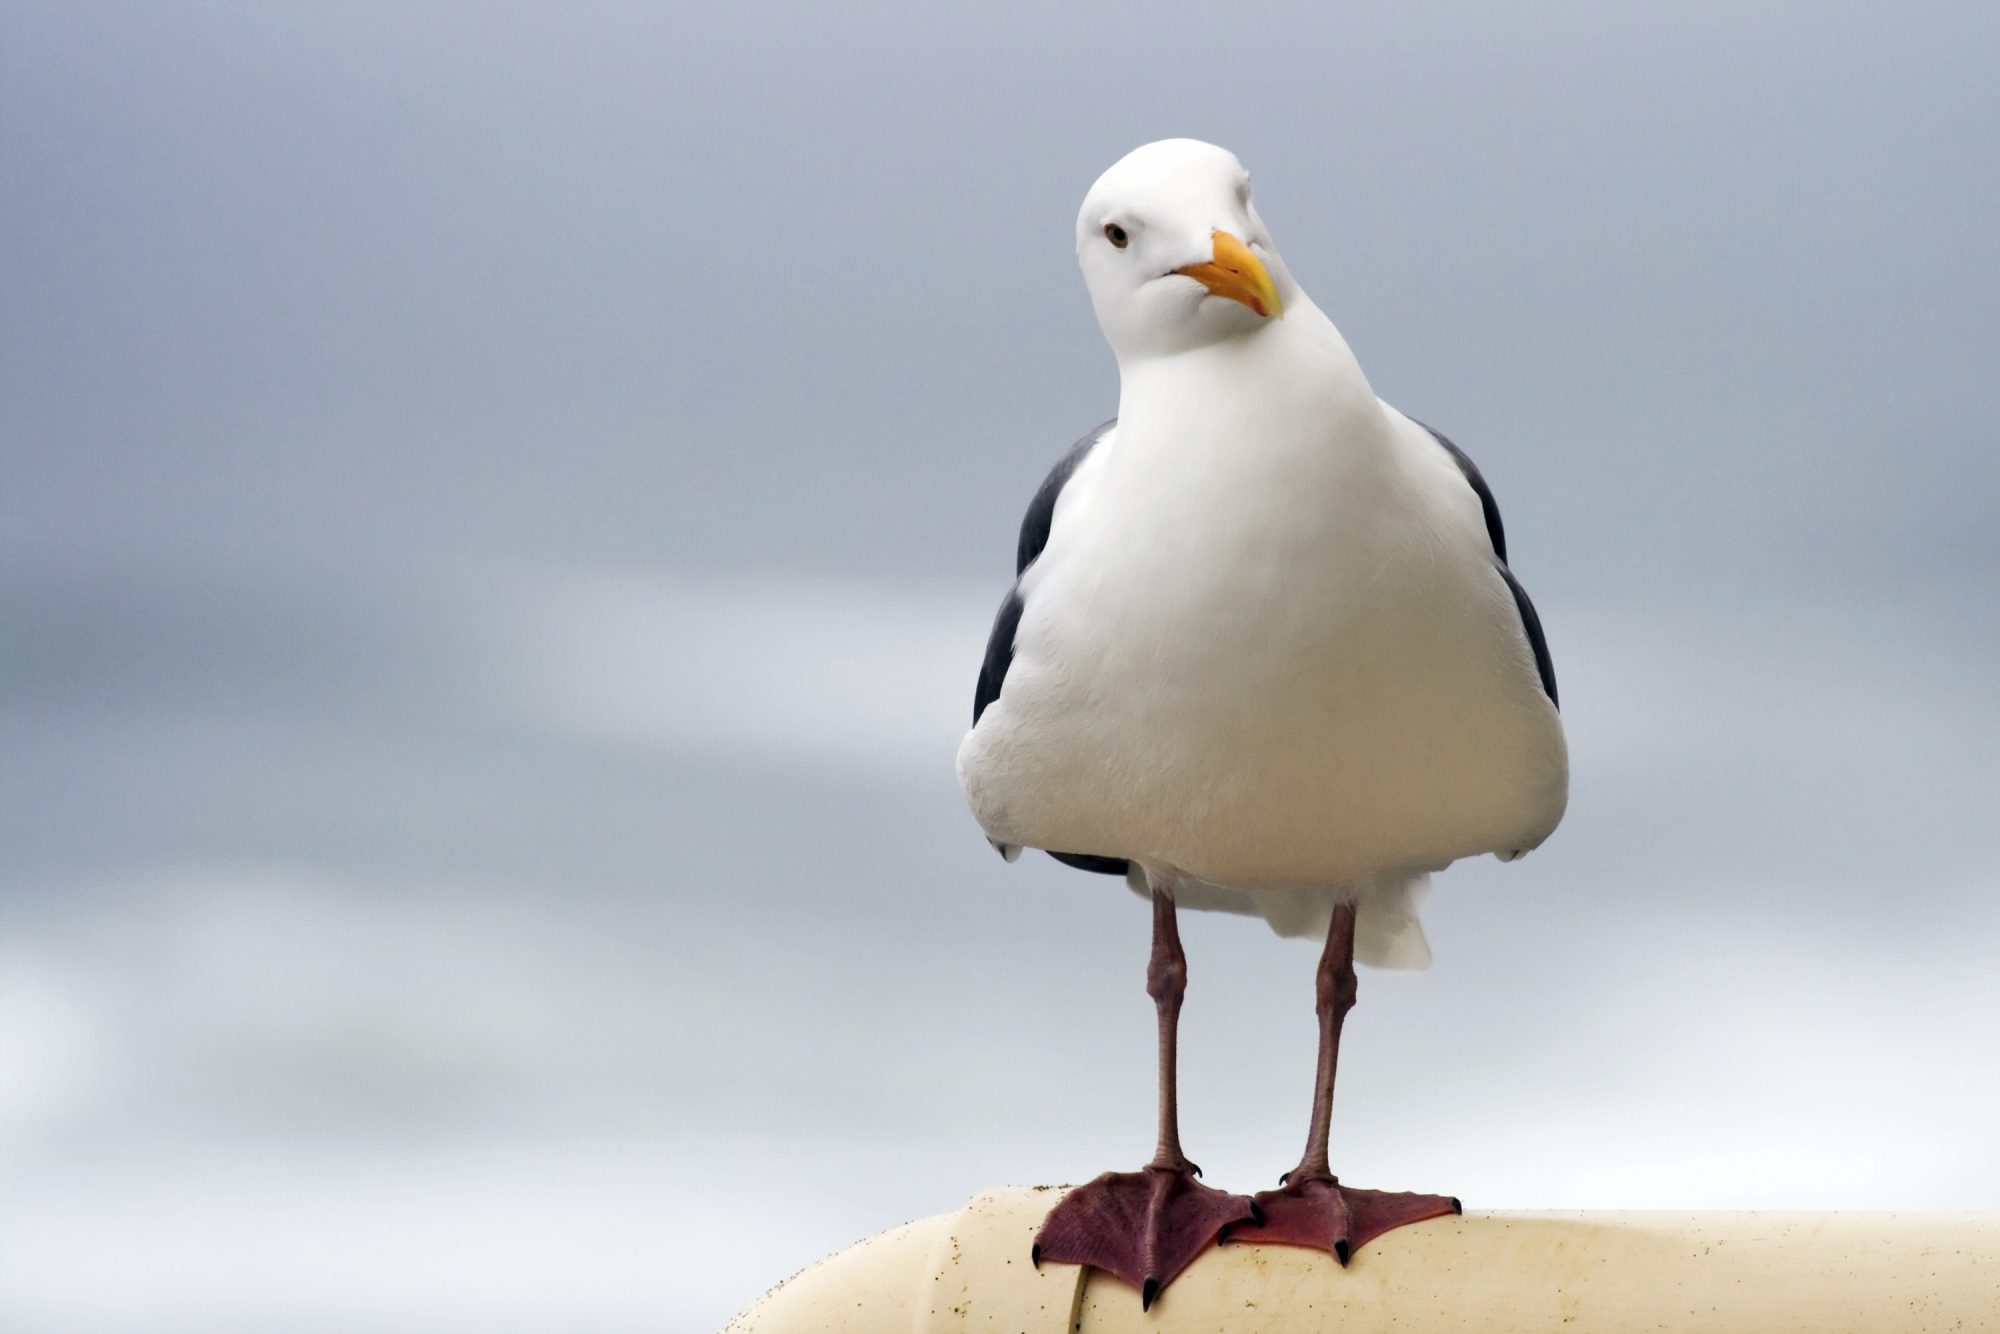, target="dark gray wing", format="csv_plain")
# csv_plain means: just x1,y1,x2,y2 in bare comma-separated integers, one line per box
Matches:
974,420,1129,877
972,419,1114,725
1419,421,1558,708
972,589,1023,727
1015,418,1116,575
1424,425,1508,563
1497,564,1558,709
